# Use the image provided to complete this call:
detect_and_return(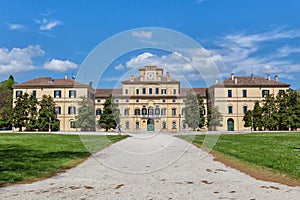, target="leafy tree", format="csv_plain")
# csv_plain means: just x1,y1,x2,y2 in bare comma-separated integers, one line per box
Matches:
252,101,263,131
75,96,95,131
12,93,30,131
98,94,119,131
206,106,223,131
184,93,200,130
0,75,15,128
243,110,253,128
36,95,59,131
262,94,278,130
26,94,39,131
197,95,206,128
